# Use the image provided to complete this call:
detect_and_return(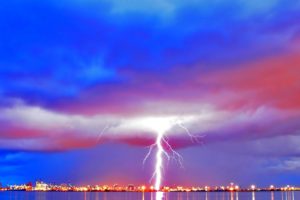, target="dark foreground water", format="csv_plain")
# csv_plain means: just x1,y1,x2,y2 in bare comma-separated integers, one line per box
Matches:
0,191,298,200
